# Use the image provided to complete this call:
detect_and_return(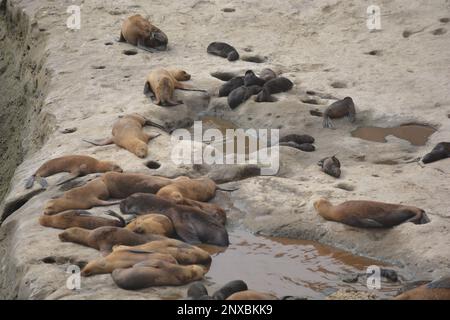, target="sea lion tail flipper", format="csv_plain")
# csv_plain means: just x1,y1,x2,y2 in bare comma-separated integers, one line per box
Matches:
104,210,126,227
25,175,36,189
309,110,324,117
216,186,239,192
37,176,48,189
55,173,80,186
83,138,114,146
